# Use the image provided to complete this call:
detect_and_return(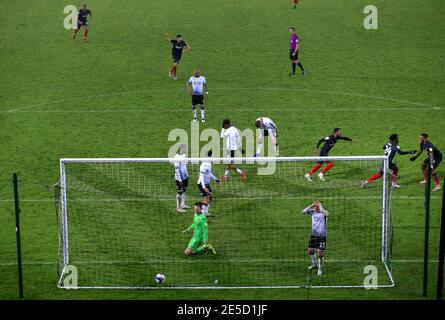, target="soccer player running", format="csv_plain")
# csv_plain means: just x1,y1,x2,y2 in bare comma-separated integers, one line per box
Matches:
165,33,191,80
361,134,416,189
255,117,279,156
183,202,216,256
410,133,442,192
305,128,356,182
187,68,208,122
197,151,221,216
220,119,247,181
174,144,190,213
302,200,329,276
72,4,92,42
288,27,305,77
